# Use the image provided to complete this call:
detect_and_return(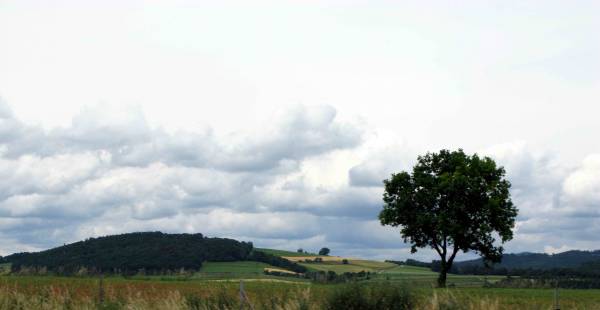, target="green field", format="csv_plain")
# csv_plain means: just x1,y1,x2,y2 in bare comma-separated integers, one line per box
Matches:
256,248,318,257
193,261,307,282
258,248,505,288
300,259,395,273
1,249,599,309
200,261,271,274
0,275,599,309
